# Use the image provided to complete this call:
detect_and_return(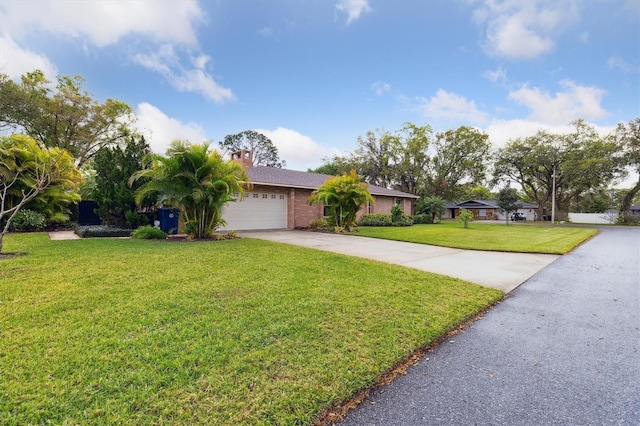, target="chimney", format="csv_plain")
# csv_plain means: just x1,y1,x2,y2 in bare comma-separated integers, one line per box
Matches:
231,150,253,168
